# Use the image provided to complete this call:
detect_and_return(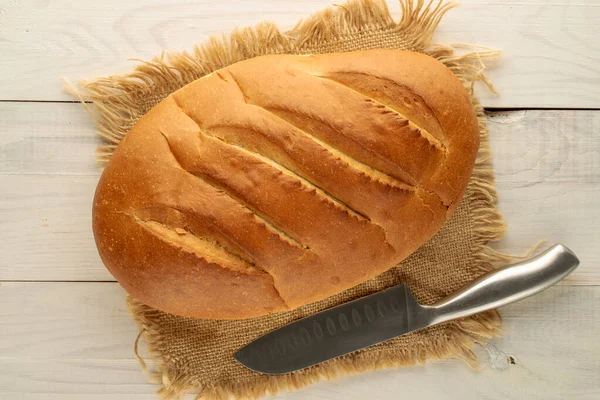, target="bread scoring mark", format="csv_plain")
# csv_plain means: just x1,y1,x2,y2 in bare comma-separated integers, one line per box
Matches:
135,217,261,274
265,106,420,185
213,118,400,253
121,212,290,308
233,68,419,184
215,71,229,82
317,75,448,154
228,71,251,103
419,185,451,212
362,98,447,155
204,127,372,222
158,125,311,253
227,71,418,190
191,168,311,250
412,189,438,222
212,122,415,195
317,72,448,143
